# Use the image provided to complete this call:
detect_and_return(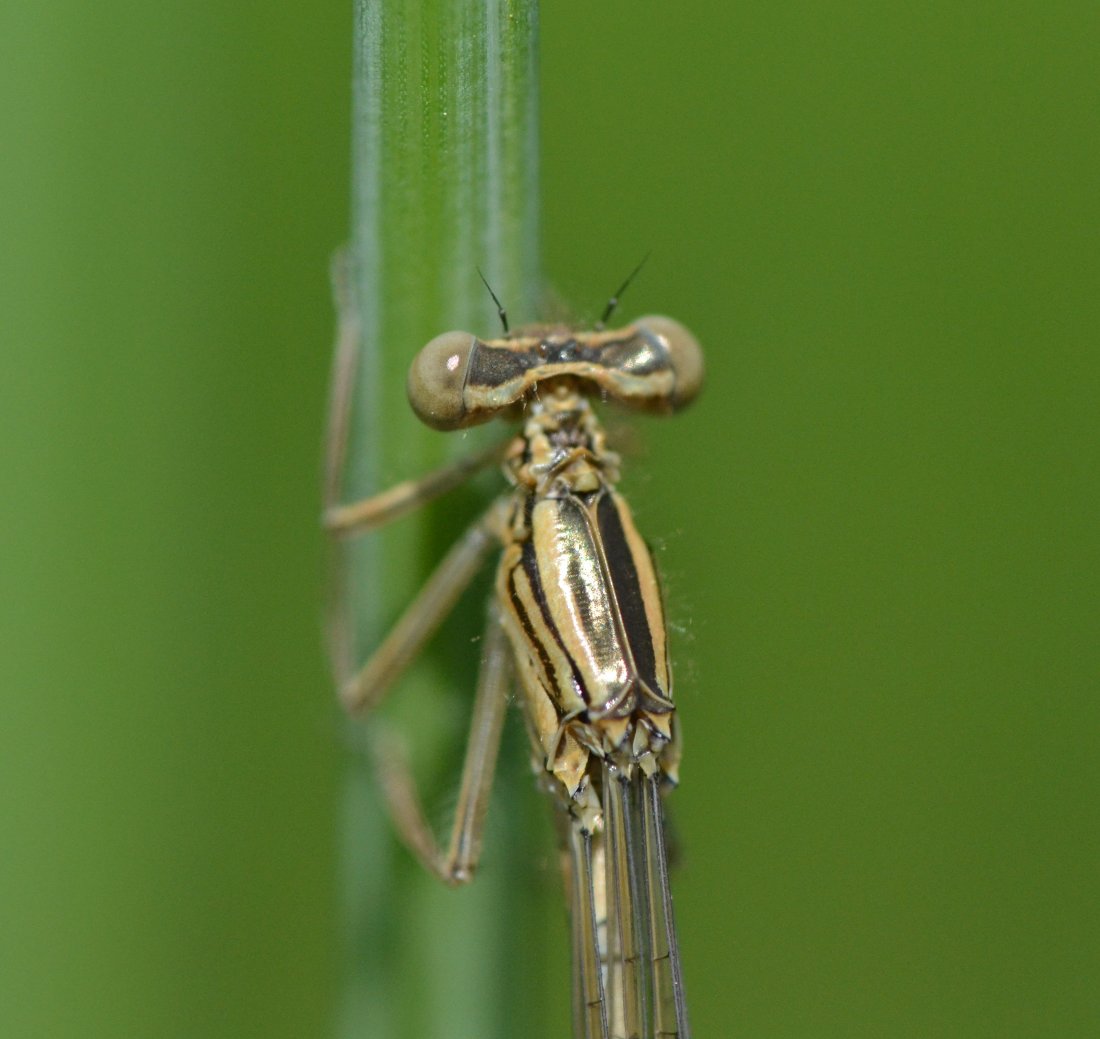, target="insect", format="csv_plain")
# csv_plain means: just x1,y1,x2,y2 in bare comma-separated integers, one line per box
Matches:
324,263,702,1039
